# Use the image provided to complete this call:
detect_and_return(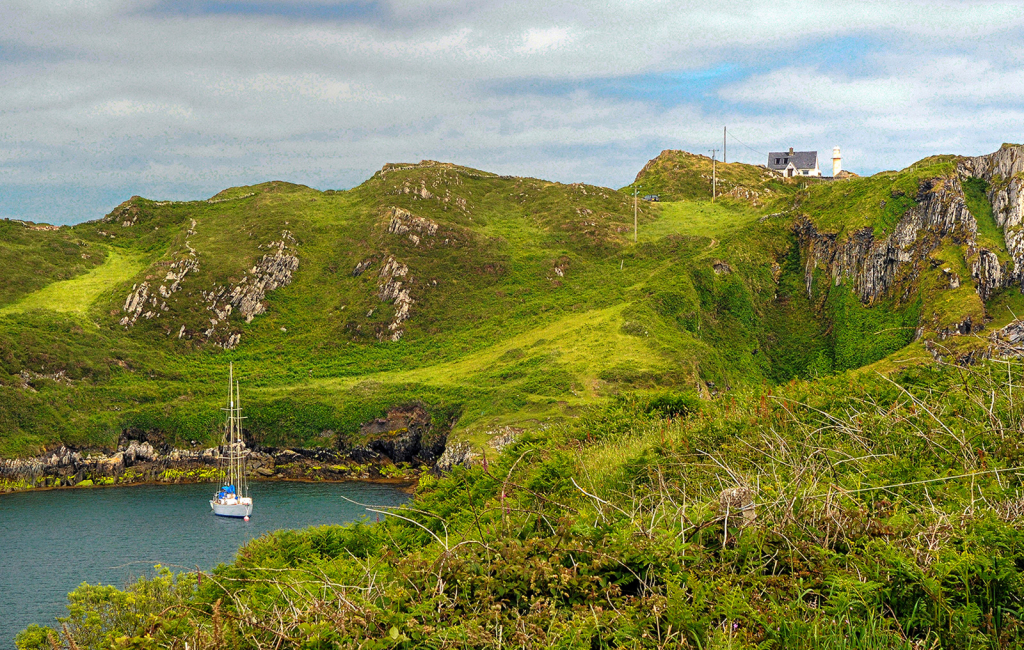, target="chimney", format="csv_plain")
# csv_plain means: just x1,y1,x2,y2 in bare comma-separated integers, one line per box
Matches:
788,147,794,155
